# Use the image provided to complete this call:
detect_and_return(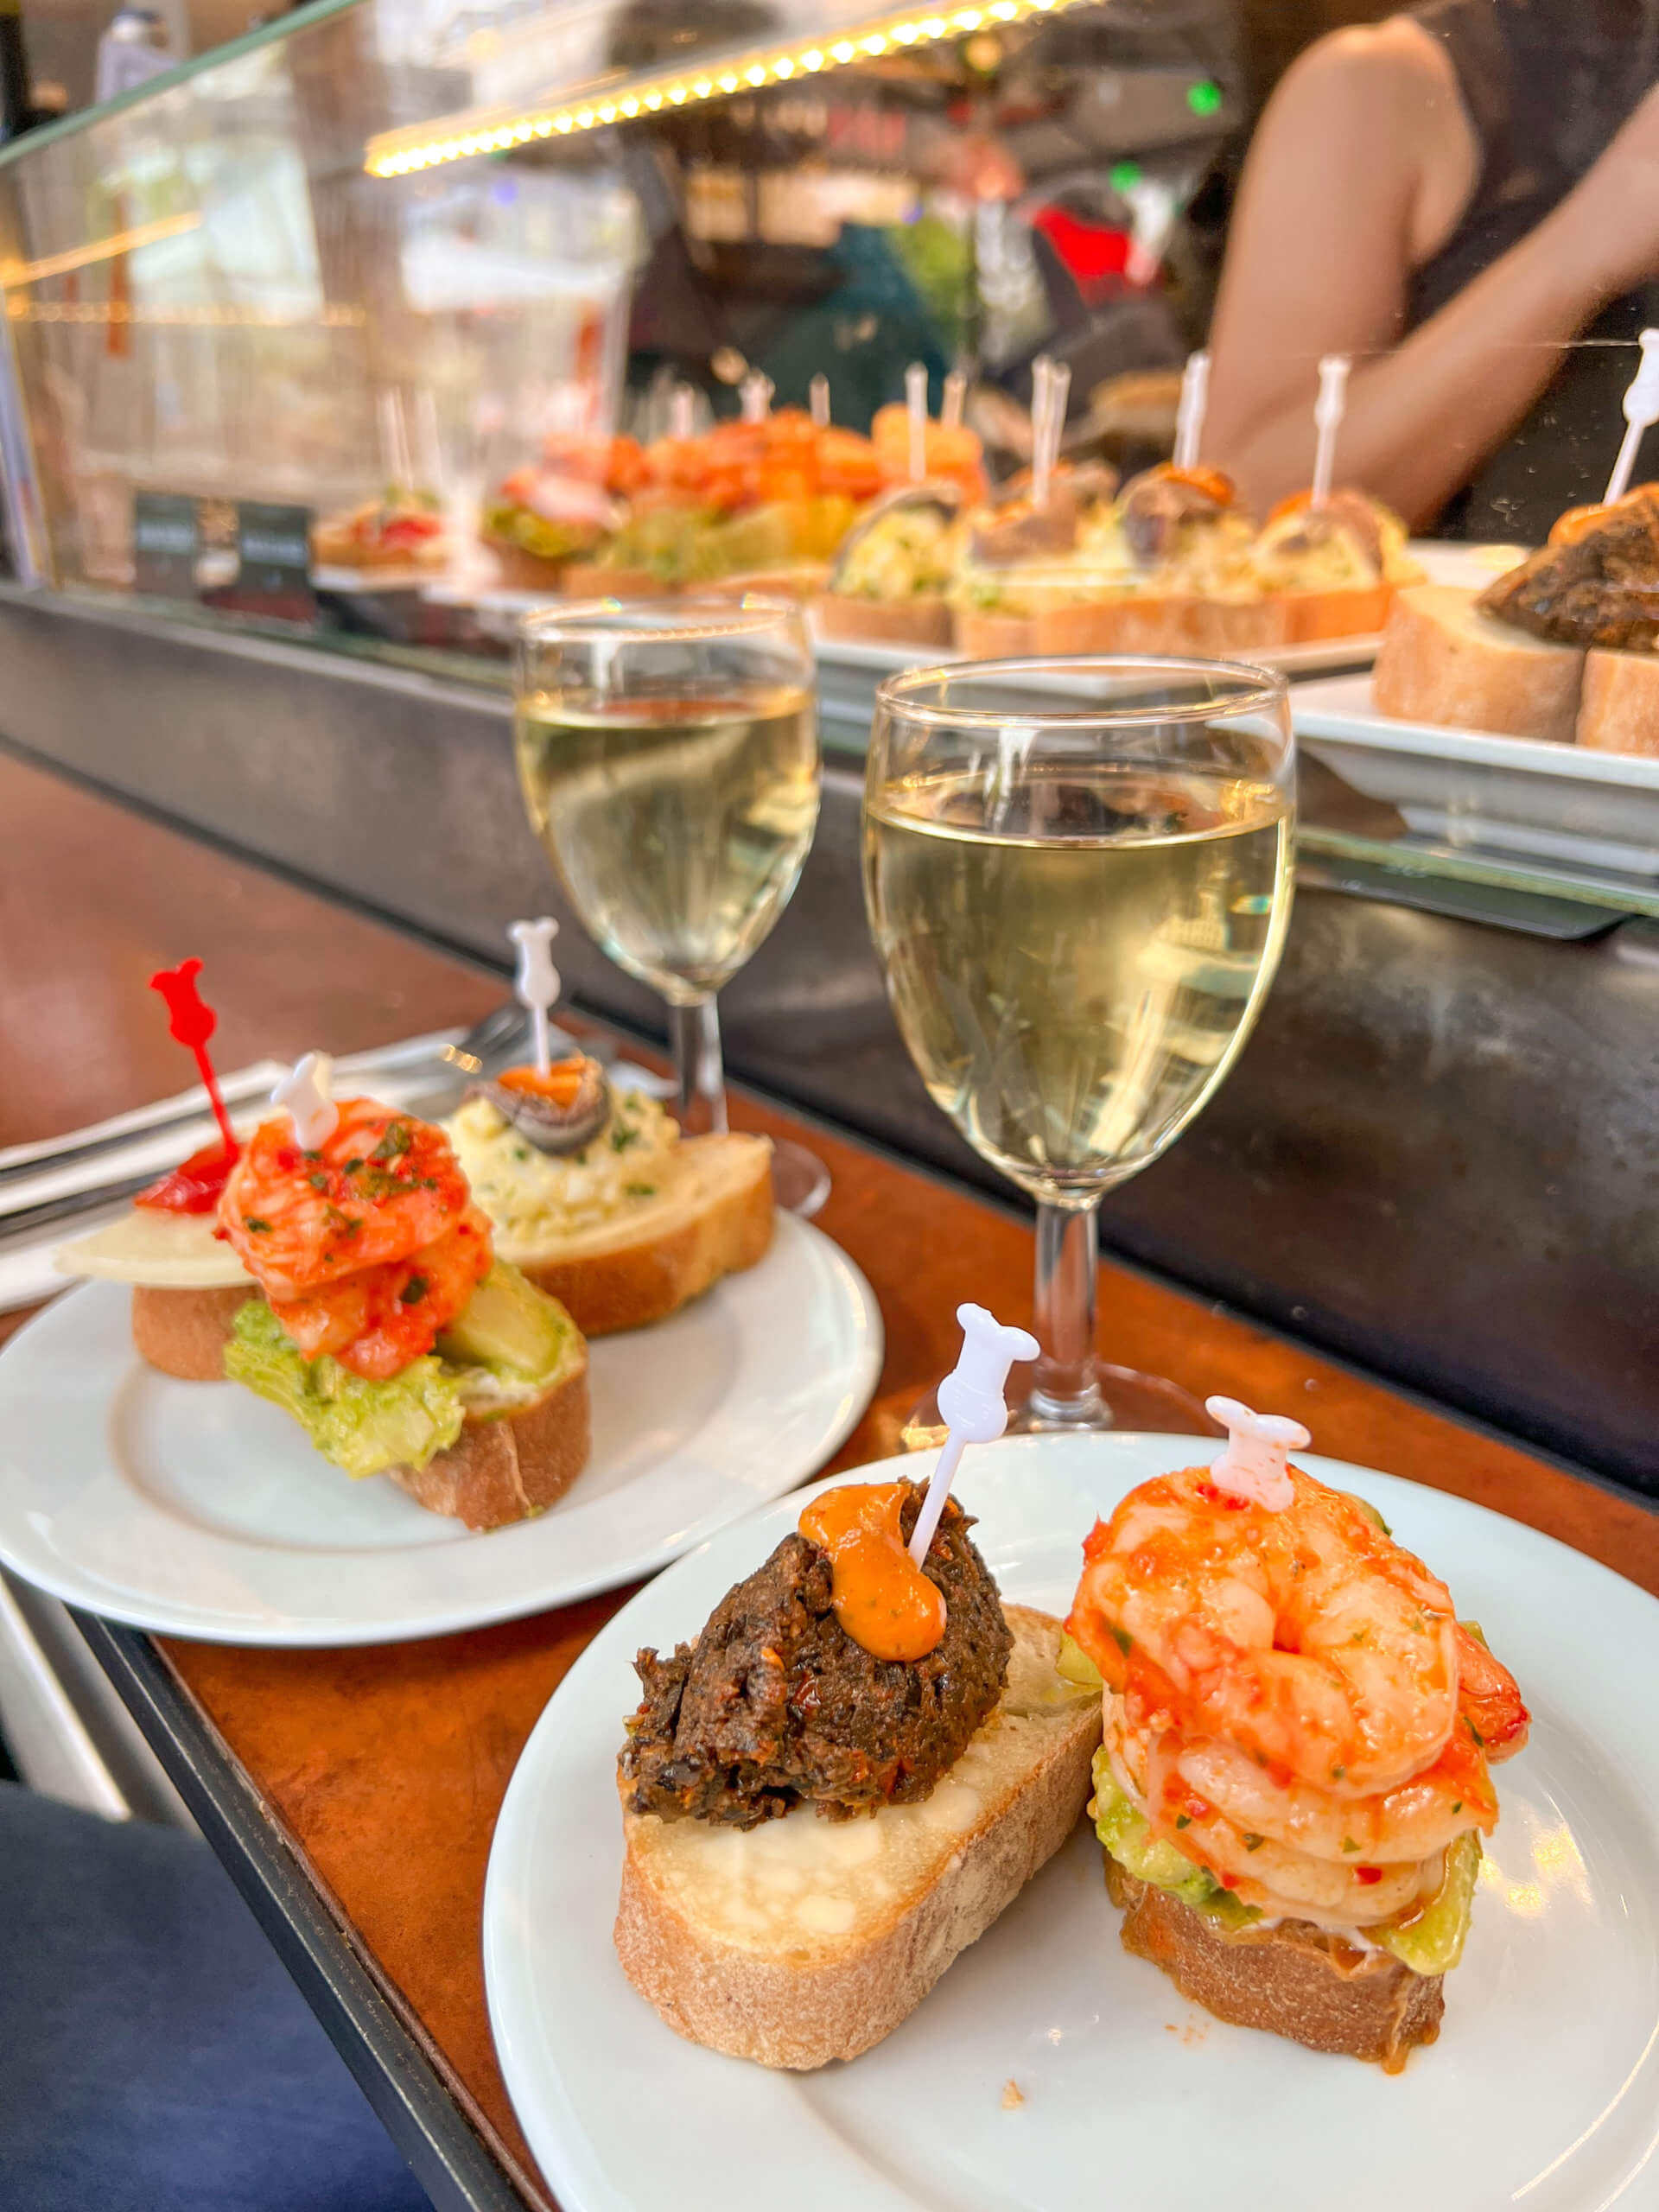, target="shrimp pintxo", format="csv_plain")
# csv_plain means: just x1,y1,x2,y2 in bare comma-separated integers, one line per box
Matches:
1067,1402,1528,2066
